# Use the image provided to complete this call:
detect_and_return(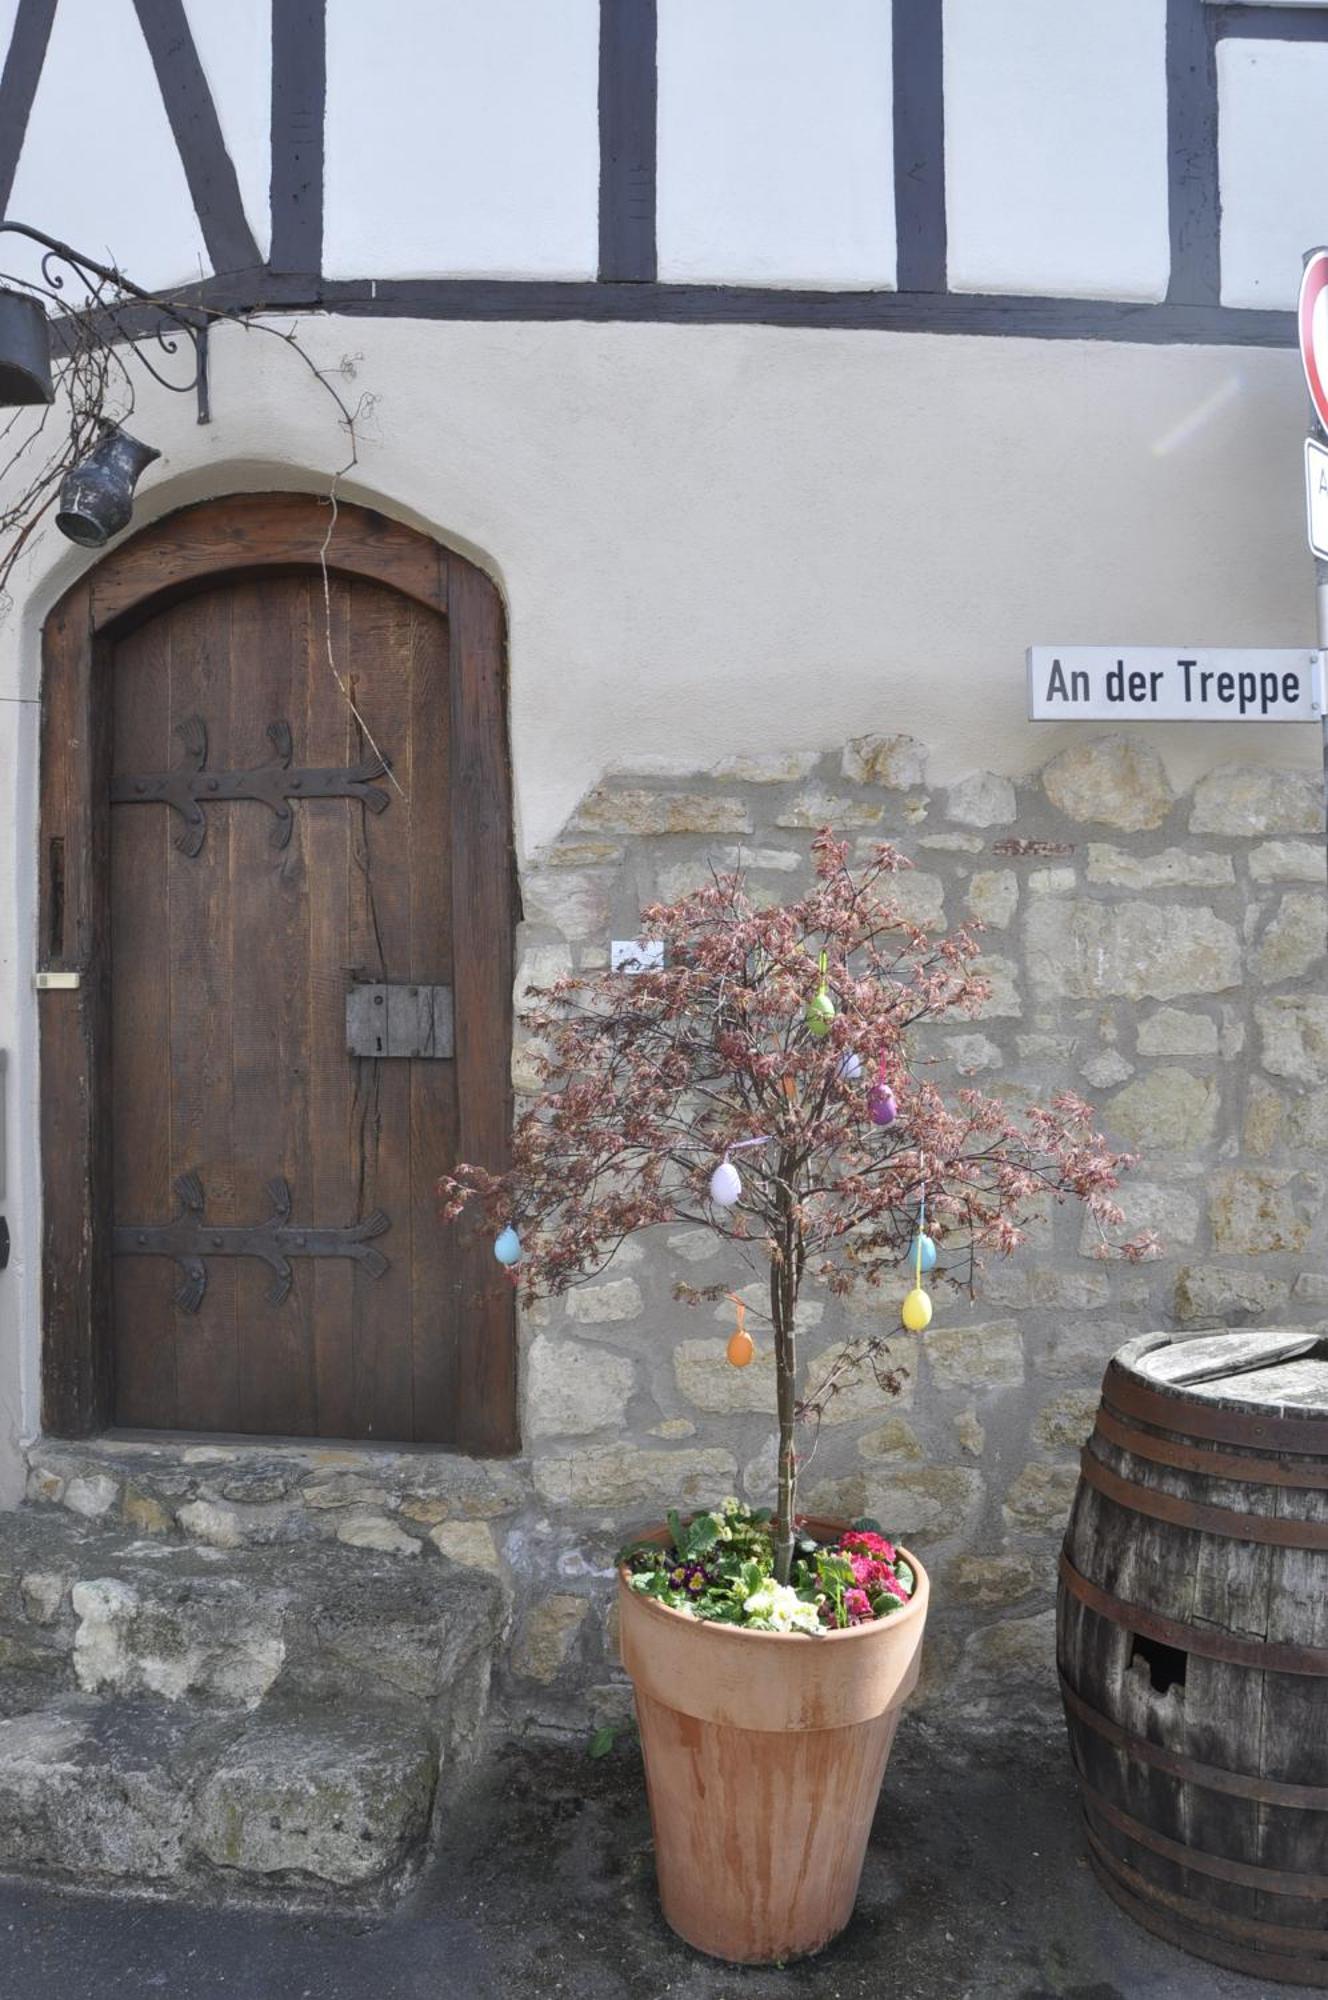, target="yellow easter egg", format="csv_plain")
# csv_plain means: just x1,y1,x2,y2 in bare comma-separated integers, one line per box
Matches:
726,1328,755,1368
901,1286,933,1332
